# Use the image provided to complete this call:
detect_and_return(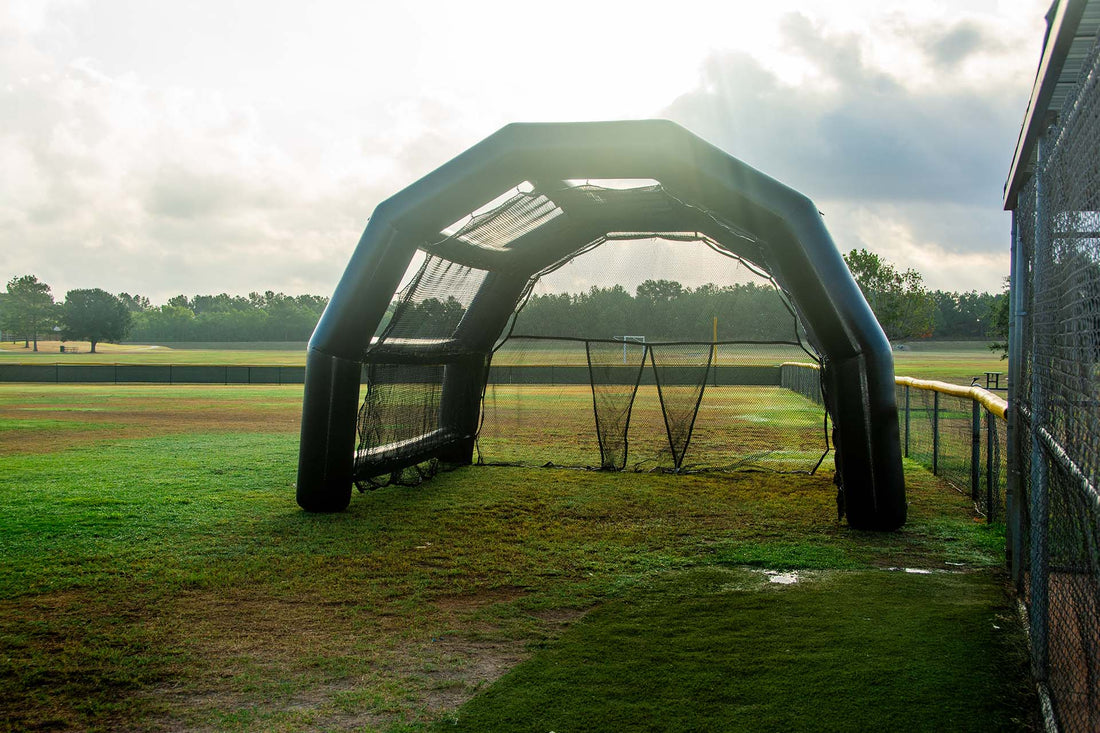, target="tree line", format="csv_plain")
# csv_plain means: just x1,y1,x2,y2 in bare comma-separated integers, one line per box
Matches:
509,280,802,341
1,250,1008,352
504,250,1006,345
0,276,328,352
